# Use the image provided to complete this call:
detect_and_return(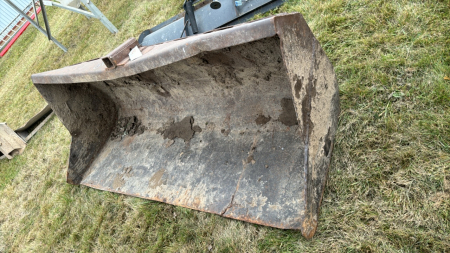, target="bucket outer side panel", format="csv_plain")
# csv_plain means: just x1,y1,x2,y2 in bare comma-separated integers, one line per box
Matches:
274,14,340,238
